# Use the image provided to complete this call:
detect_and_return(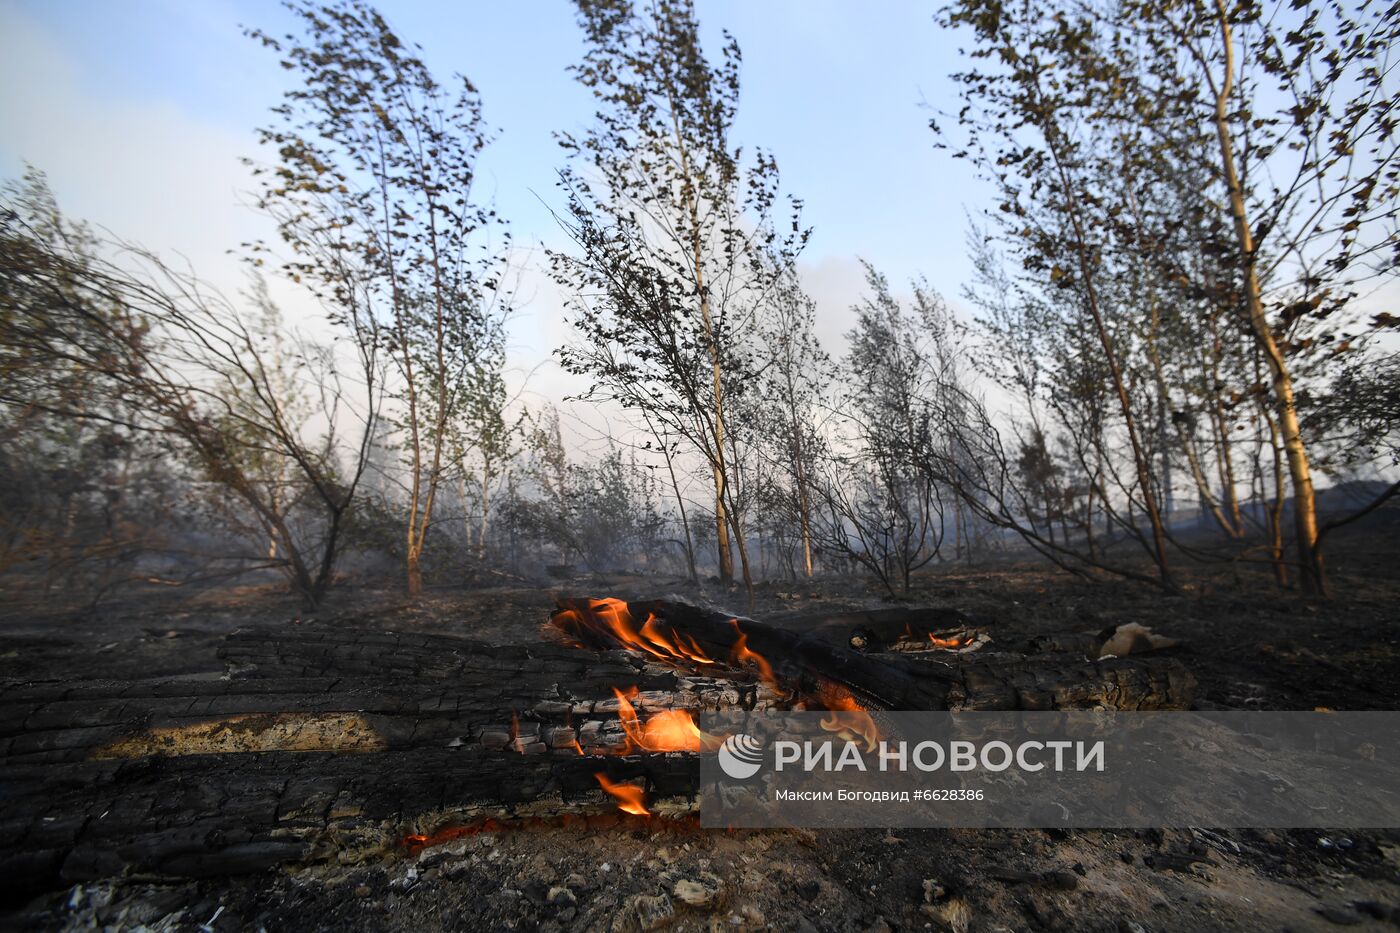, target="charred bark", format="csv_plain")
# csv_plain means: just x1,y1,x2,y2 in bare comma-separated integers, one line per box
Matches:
555,598,1195,713
0,606,1194,899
